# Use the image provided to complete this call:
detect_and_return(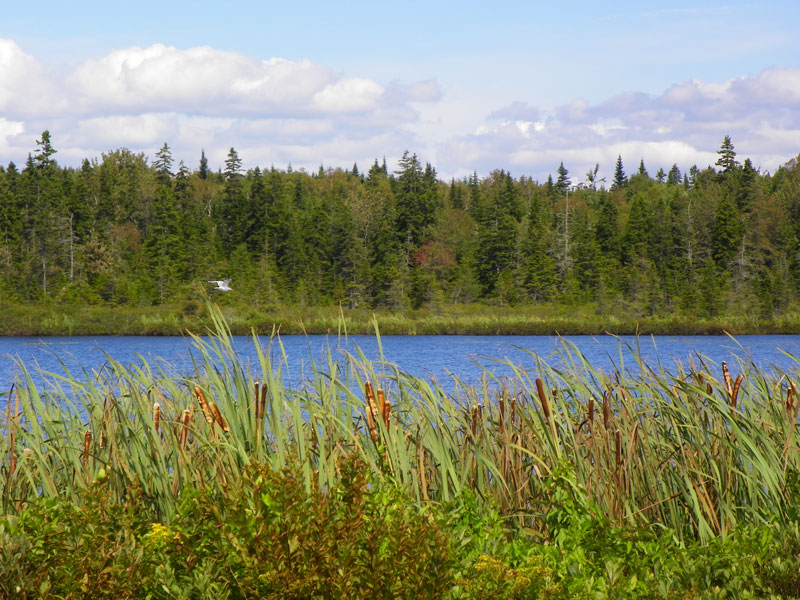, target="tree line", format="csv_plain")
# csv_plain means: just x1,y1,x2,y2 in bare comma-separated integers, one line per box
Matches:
1,132,798,318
